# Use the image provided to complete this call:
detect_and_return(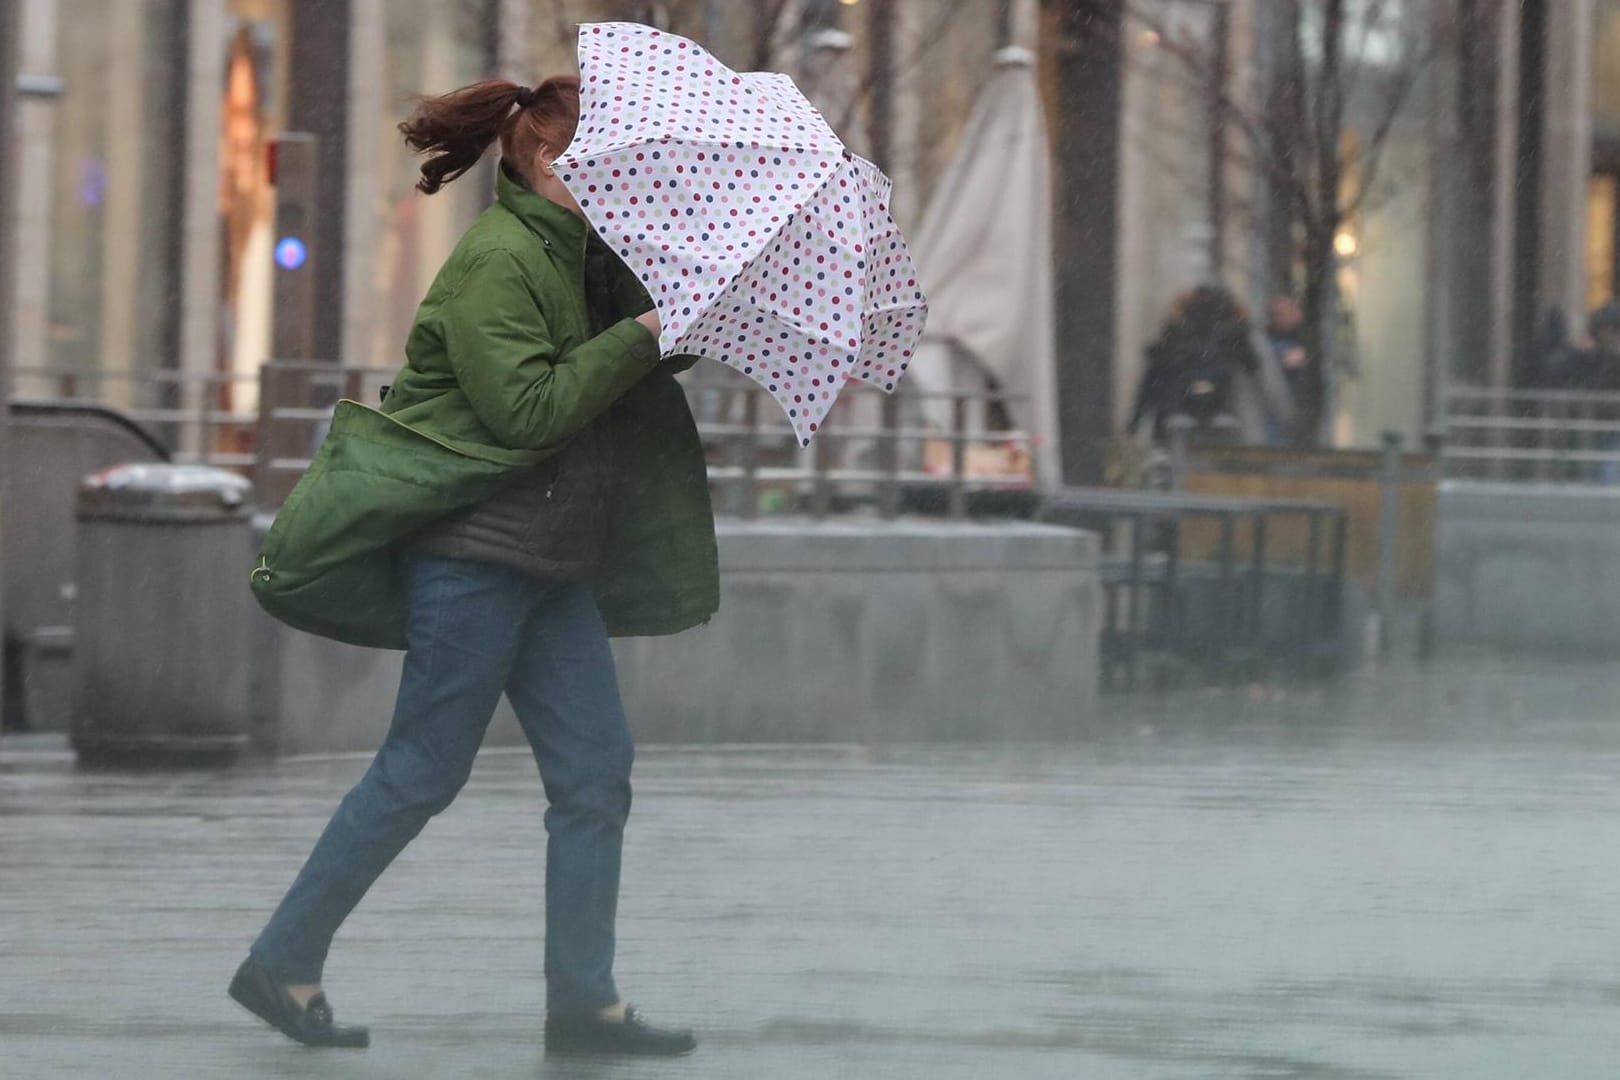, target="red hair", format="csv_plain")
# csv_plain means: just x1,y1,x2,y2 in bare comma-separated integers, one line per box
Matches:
398,76,581,195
